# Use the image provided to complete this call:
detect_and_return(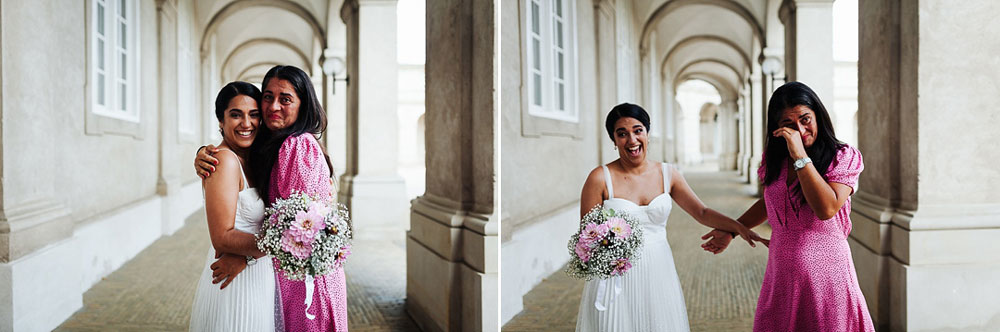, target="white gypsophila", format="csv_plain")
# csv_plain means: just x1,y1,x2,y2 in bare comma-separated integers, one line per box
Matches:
565,205,644,281
256,190,353,281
